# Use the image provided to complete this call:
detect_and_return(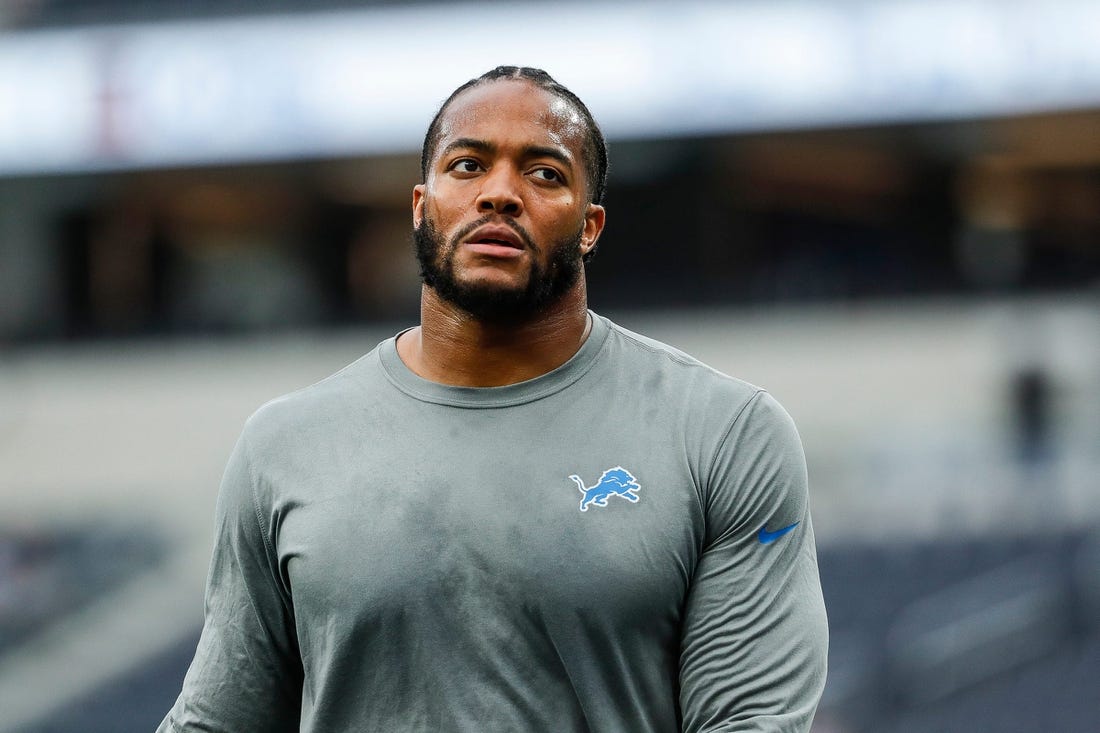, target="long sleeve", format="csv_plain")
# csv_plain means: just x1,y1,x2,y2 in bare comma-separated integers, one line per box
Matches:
679,391,828,732
158,431,303,732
